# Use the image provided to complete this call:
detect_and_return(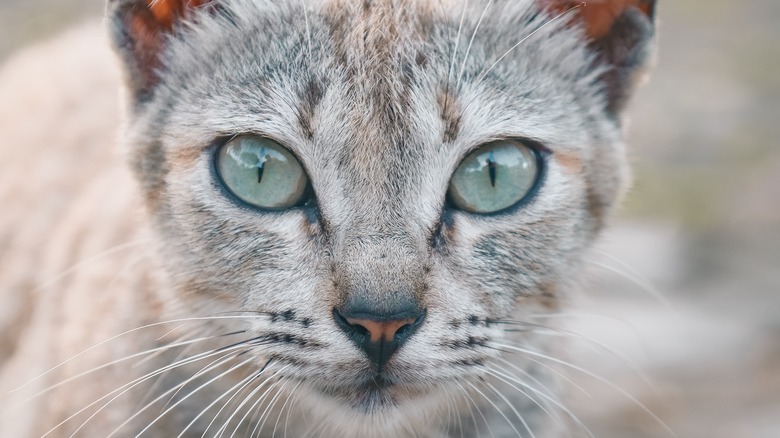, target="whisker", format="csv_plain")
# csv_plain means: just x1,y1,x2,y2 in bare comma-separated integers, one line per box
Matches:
443,384,463,437
487,364,589,438
509,325,661,397
455,380,495,438
483,380,536,438
299,0,312,61
253,377,293,438
456,0,493,85
495,355,590,401
441,0,470,119
40,345,240,438
586,257,676,311
24,333,226,404
475,3,584,84
159,342,247,413
192,360,275,438
283,379,303,438
10,315,263,394
133,356,256,437
36,239,150,291
215,367,289,438
272,380,302,438
81,347,250,438
466,380,523,437
246,377,290,438
104,352,240,437
492,342,675,437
